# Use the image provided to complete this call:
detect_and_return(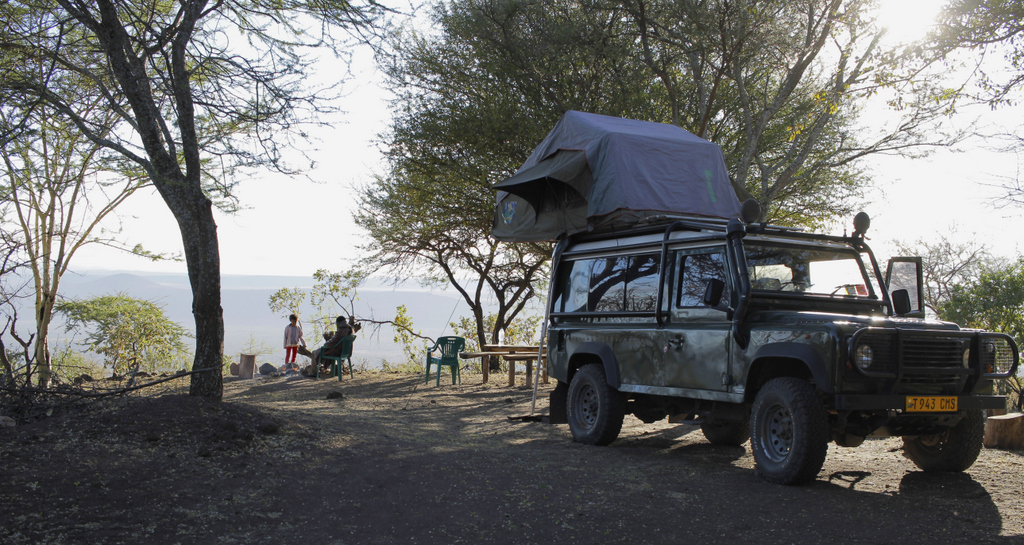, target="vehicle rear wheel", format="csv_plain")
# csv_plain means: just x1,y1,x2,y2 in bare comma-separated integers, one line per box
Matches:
700,416,750,446
903,409,985,472
750,377,829,485
567,364,626,446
